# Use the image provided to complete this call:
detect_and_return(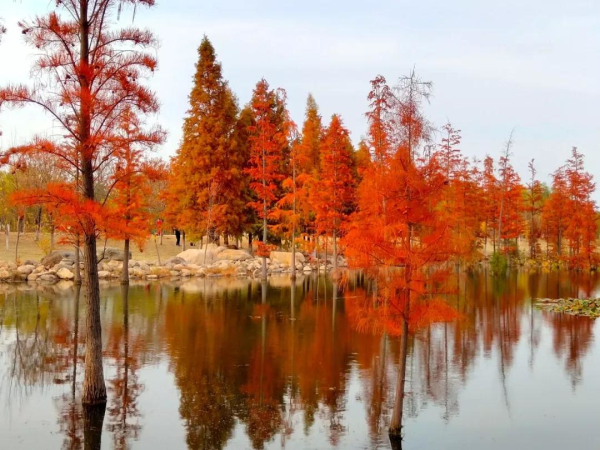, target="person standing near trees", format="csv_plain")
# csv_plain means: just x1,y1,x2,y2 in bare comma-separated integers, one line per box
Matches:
175,229,181,246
